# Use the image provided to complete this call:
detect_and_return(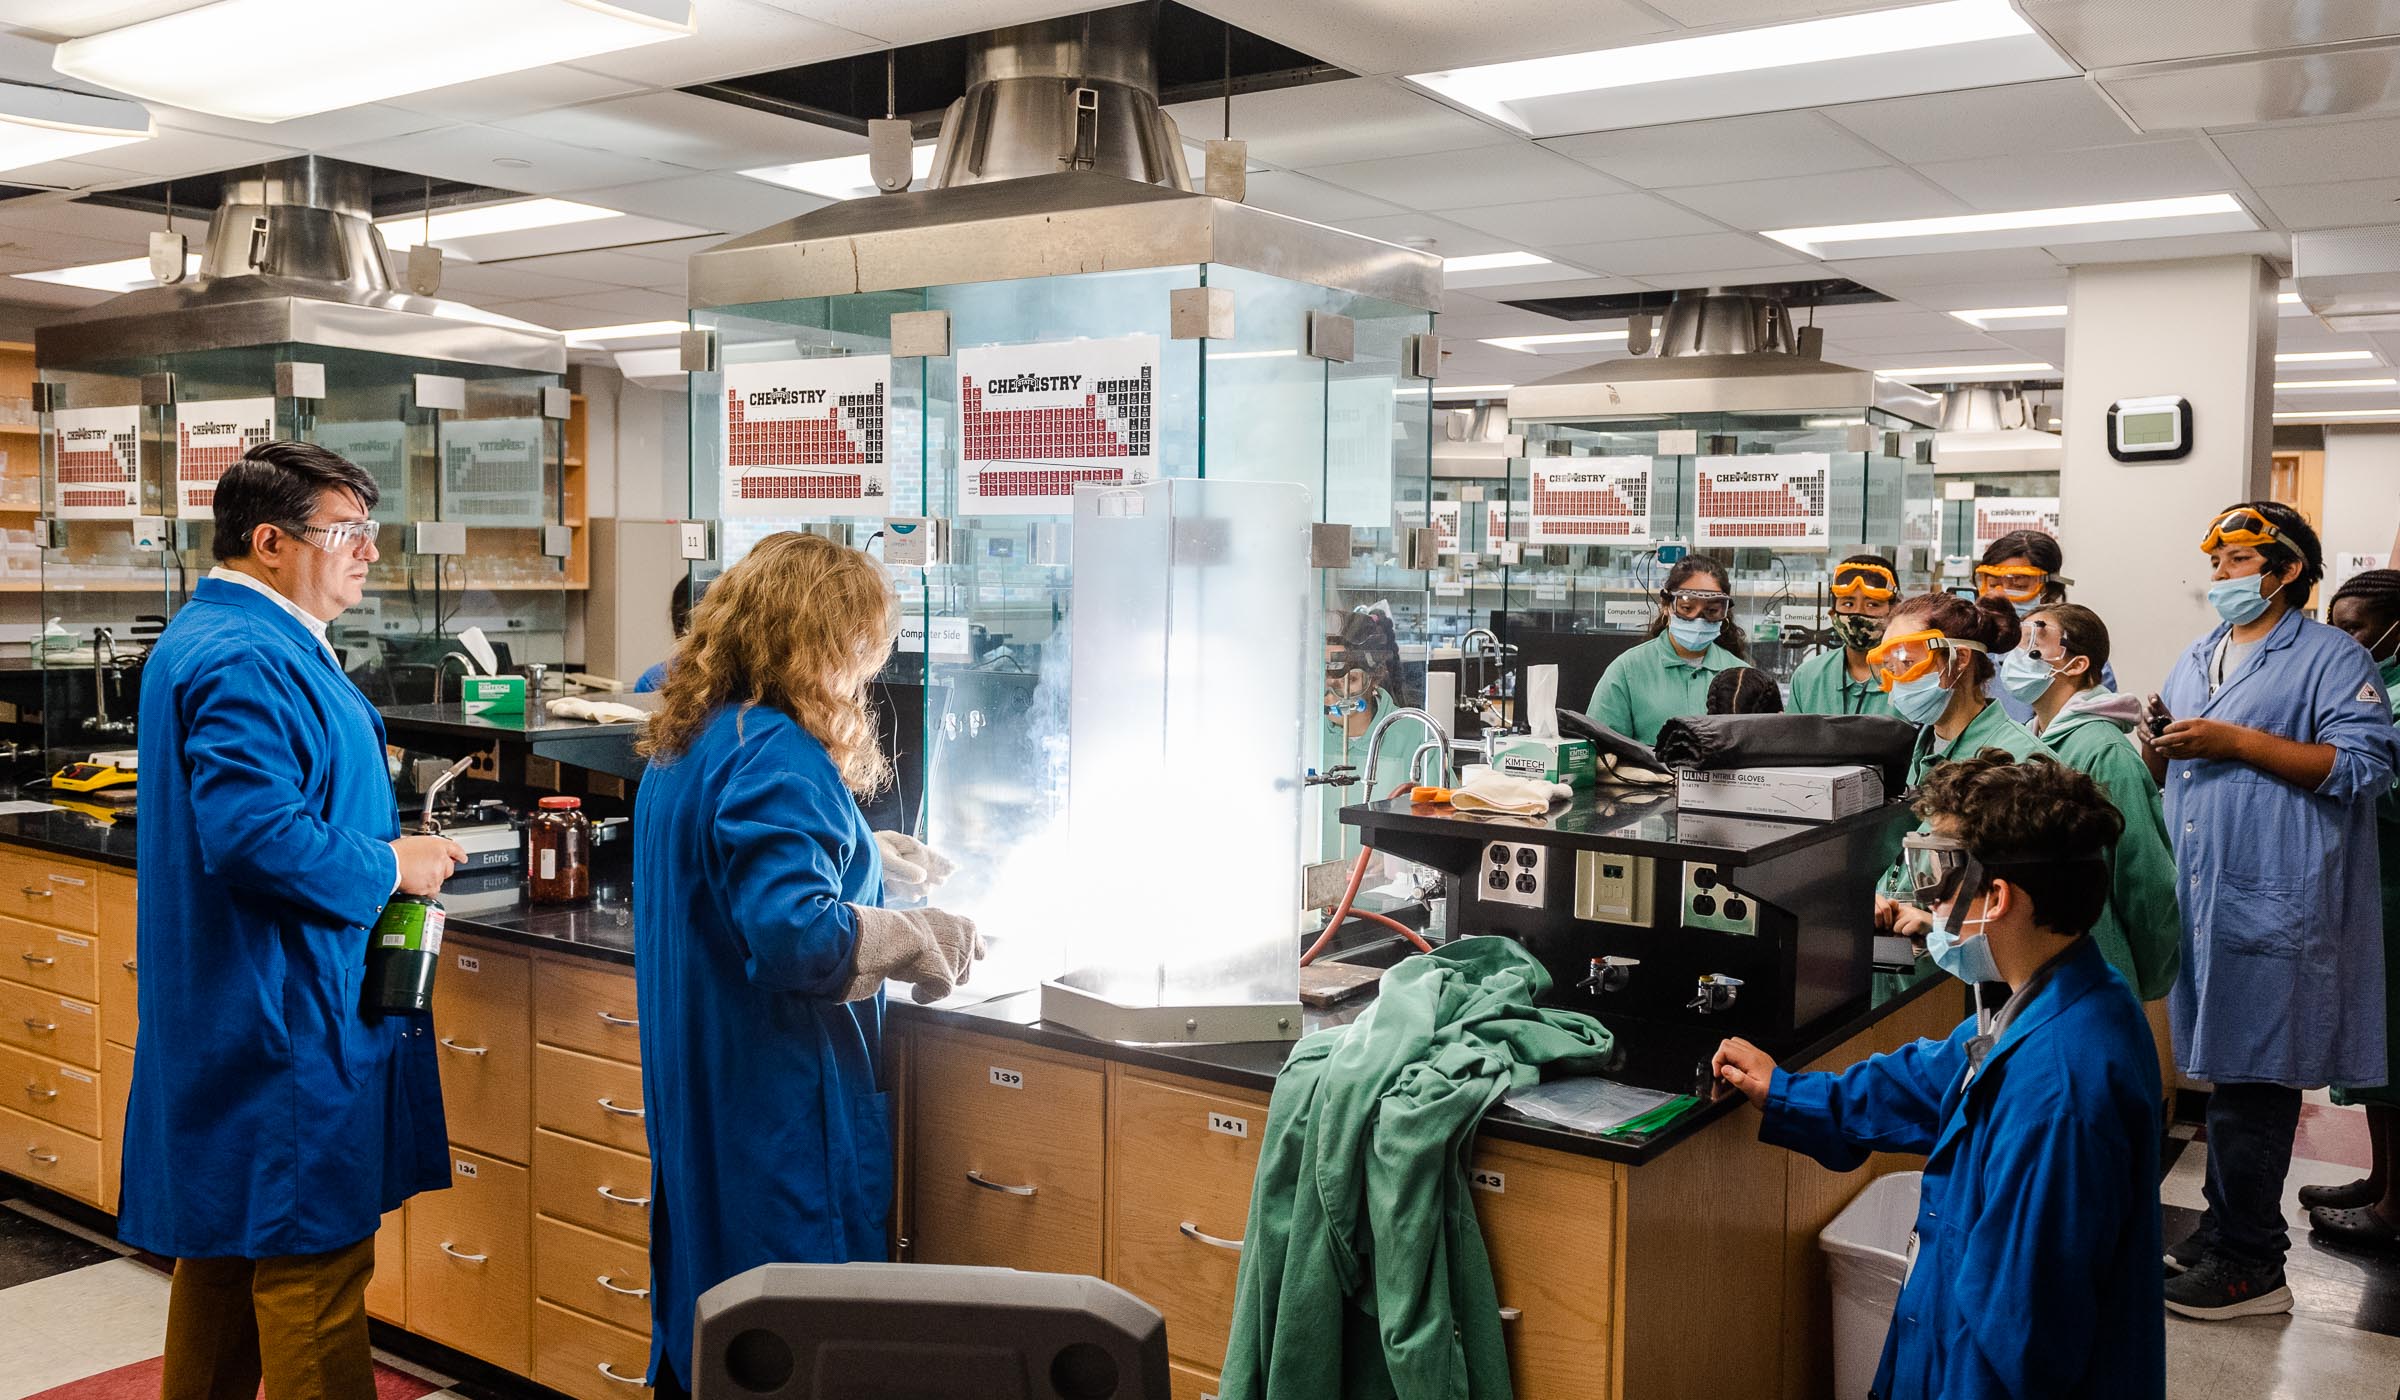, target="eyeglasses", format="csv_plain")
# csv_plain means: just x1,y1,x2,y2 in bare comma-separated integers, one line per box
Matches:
2200,508,2286,555
284,518,379,553
1663,589,1731,622
1973,563,2054,604
1830,563,1897,601
1865,627,1988,690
